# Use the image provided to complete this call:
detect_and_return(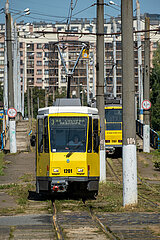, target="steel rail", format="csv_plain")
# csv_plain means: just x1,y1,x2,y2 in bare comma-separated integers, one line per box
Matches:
106,158,122,184
52,200,64,240
83,202,120,240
